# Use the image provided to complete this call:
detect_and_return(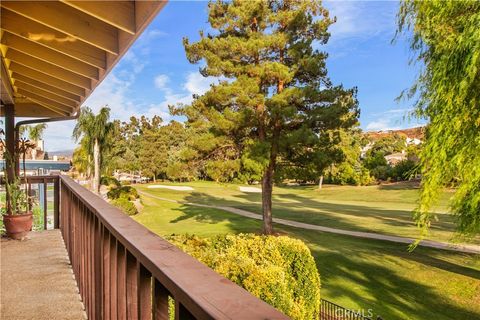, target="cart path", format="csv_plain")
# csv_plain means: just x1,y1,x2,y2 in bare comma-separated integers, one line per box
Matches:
138,190,480,254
